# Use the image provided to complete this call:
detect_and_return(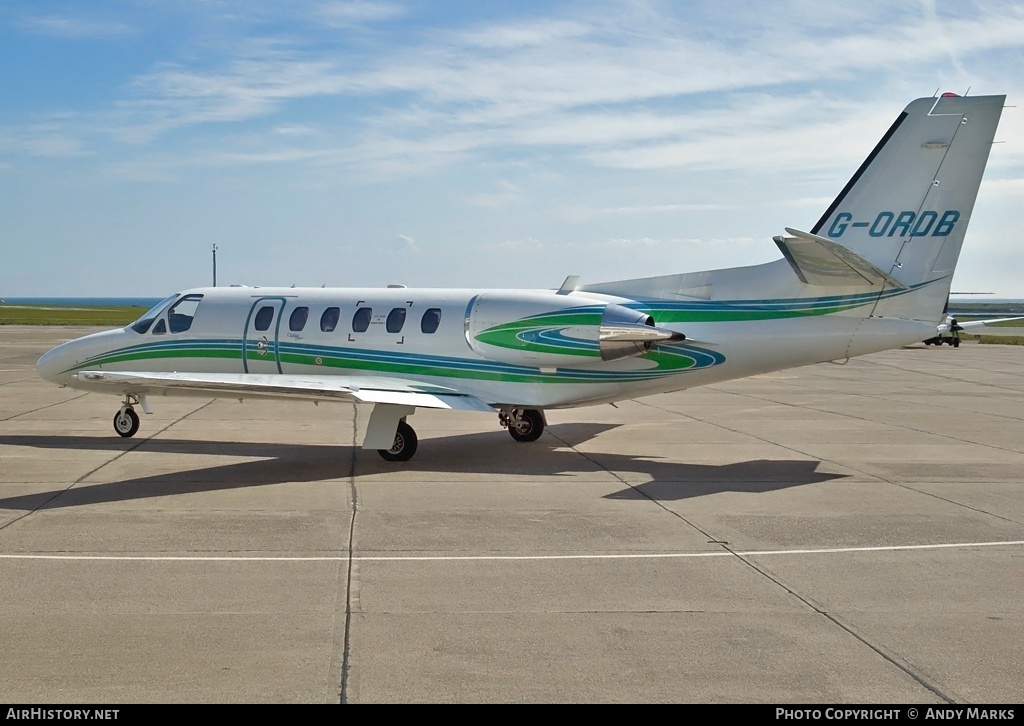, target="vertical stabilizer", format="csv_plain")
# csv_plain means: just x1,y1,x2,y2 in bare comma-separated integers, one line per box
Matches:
812,93,1004,320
